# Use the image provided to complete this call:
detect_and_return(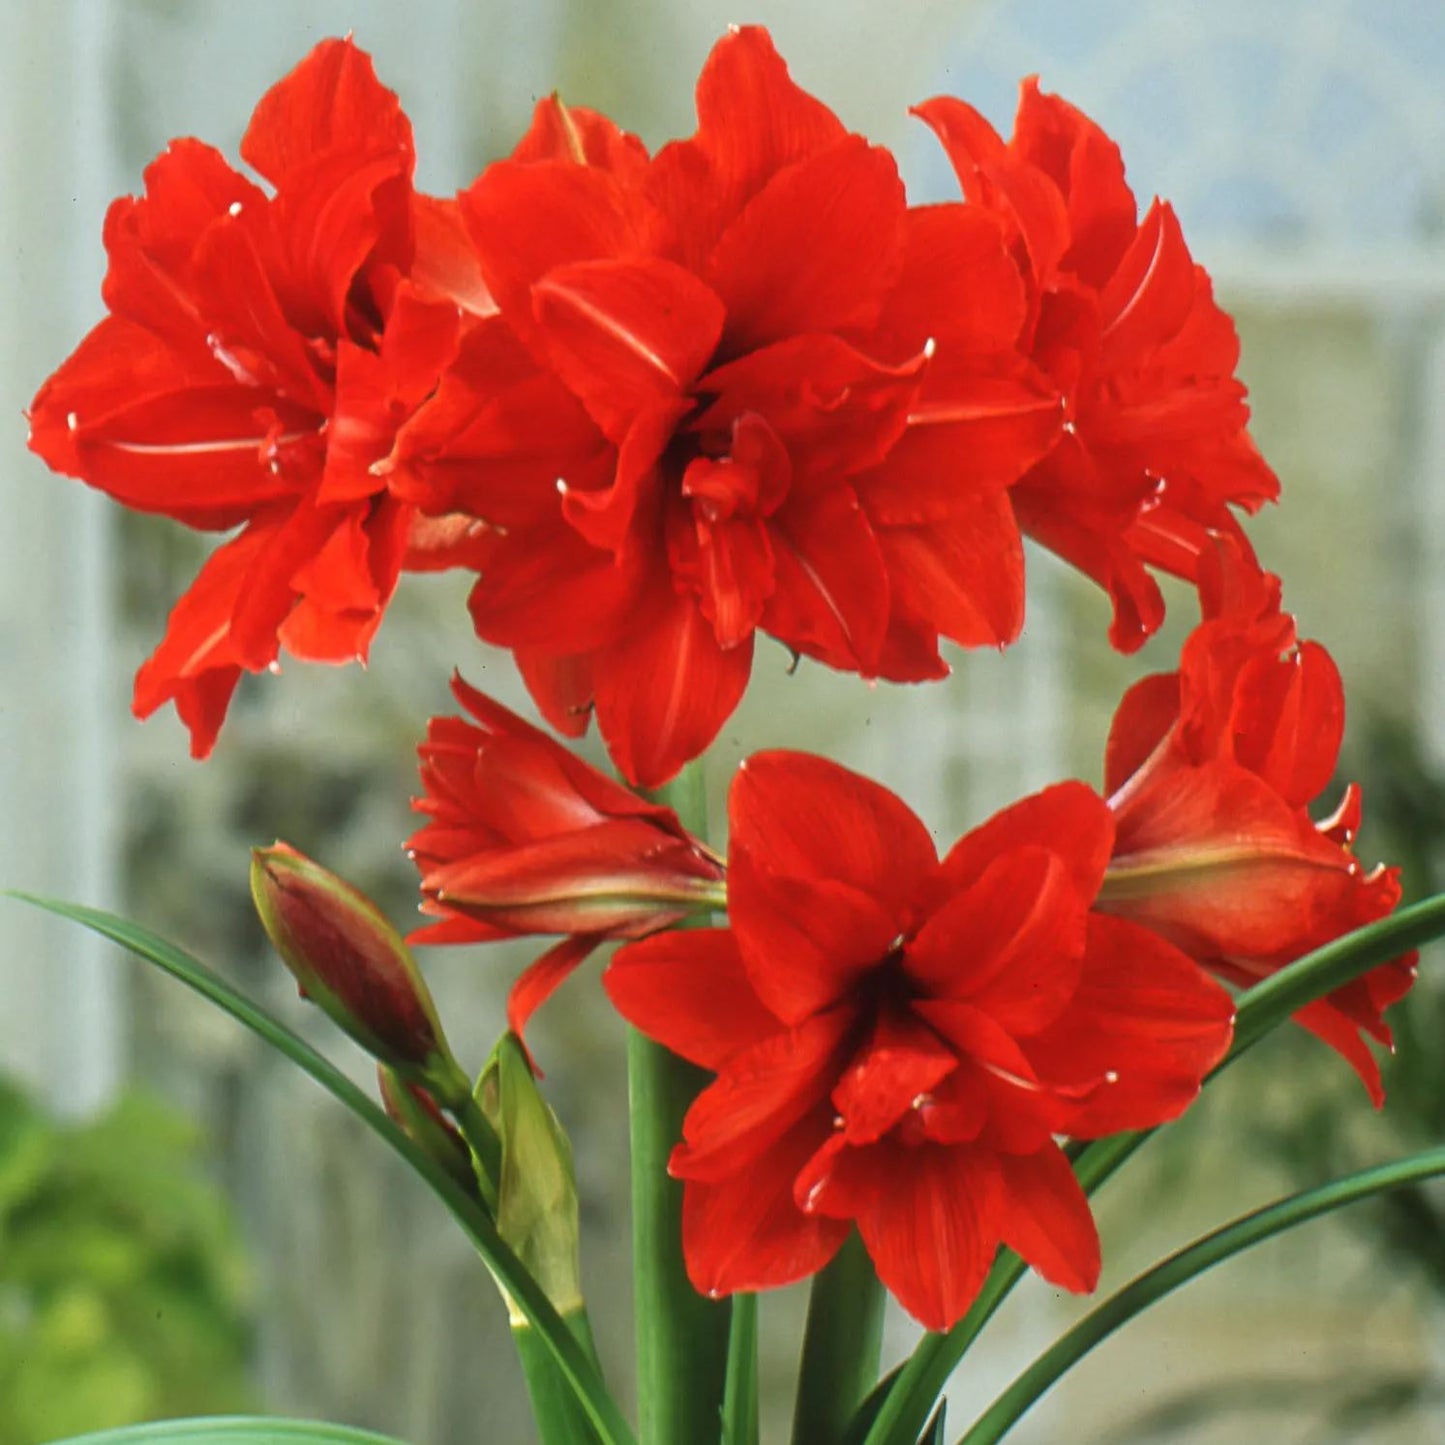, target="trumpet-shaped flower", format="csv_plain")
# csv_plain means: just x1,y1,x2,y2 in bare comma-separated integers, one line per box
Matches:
409,675,724,1036
917,80,1280,650
1096,546,1416,1102
395,26,1062,786
27,39,492,755
605,751,1234,1329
